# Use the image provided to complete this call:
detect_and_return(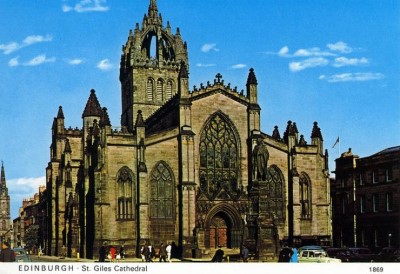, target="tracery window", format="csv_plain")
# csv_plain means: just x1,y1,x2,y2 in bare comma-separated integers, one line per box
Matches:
156,79,163,102
117,167,134,220
199,112,239,195
300,172,311,218
147,79,154,101
150,161,174,218
166,80,173,100
266,165,285,219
